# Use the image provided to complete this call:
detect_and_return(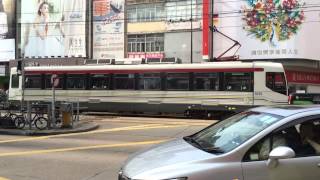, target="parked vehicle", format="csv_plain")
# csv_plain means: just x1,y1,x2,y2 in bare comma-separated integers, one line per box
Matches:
119,106,320,180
